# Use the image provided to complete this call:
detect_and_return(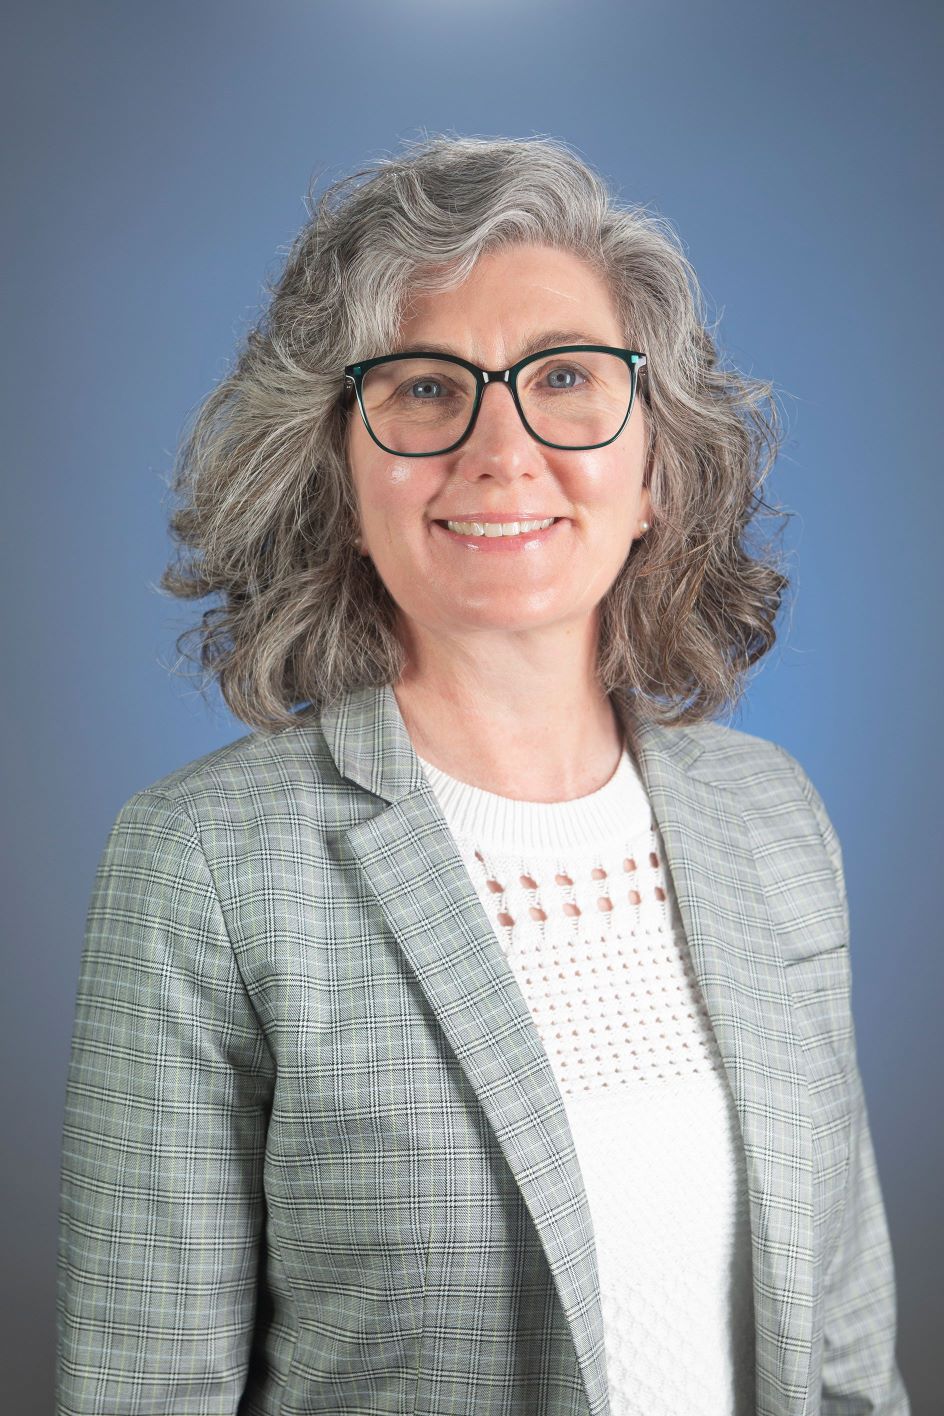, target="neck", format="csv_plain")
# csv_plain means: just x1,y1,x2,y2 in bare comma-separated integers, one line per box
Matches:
392,669,625,804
